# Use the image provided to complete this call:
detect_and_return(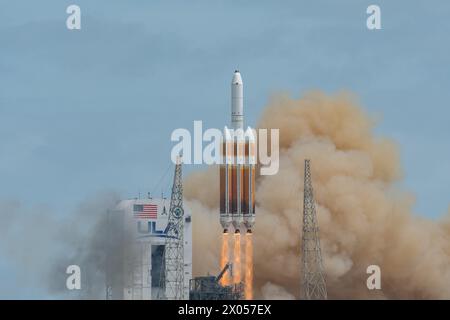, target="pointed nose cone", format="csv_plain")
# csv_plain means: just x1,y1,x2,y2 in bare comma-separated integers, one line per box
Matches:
231,70,244,130
232,70,243,85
